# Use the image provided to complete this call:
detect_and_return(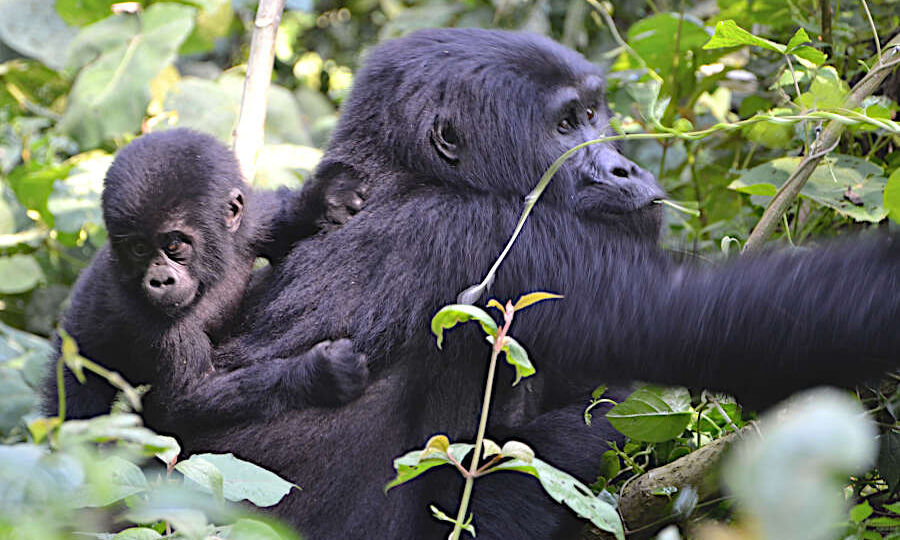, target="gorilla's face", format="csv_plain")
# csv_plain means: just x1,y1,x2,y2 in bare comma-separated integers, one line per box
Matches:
537,75,665,237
